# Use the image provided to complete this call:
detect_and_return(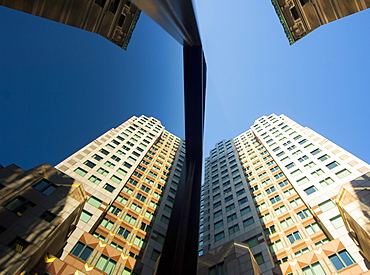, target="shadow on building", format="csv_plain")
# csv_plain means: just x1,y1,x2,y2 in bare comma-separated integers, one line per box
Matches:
0,163,86,275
